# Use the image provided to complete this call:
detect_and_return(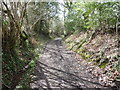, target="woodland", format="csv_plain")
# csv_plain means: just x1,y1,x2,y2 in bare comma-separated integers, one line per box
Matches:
1,0,120,90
